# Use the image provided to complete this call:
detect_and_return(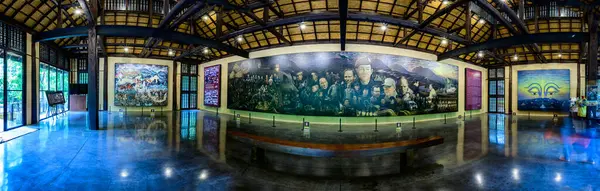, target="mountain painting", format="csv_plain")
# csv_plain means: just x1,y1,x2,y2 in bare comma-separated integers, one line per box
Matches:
227,52,458,116
115,63,169,107
517,69,570,111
